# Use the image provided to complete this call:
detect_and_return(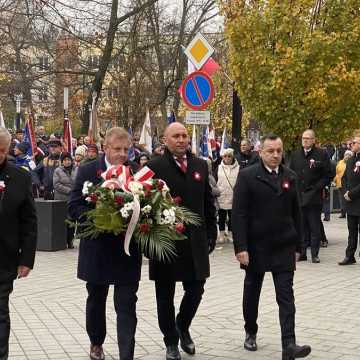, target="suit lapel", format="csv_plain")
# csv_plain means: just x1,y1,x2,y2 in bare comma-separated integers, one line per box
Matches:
255,164,280,194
